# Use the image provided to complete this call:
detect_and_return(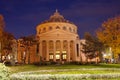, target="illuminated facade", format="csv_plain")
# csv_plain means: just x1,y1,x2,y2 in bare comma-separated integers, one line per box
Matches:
36,10,81,62
17,10,99,64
